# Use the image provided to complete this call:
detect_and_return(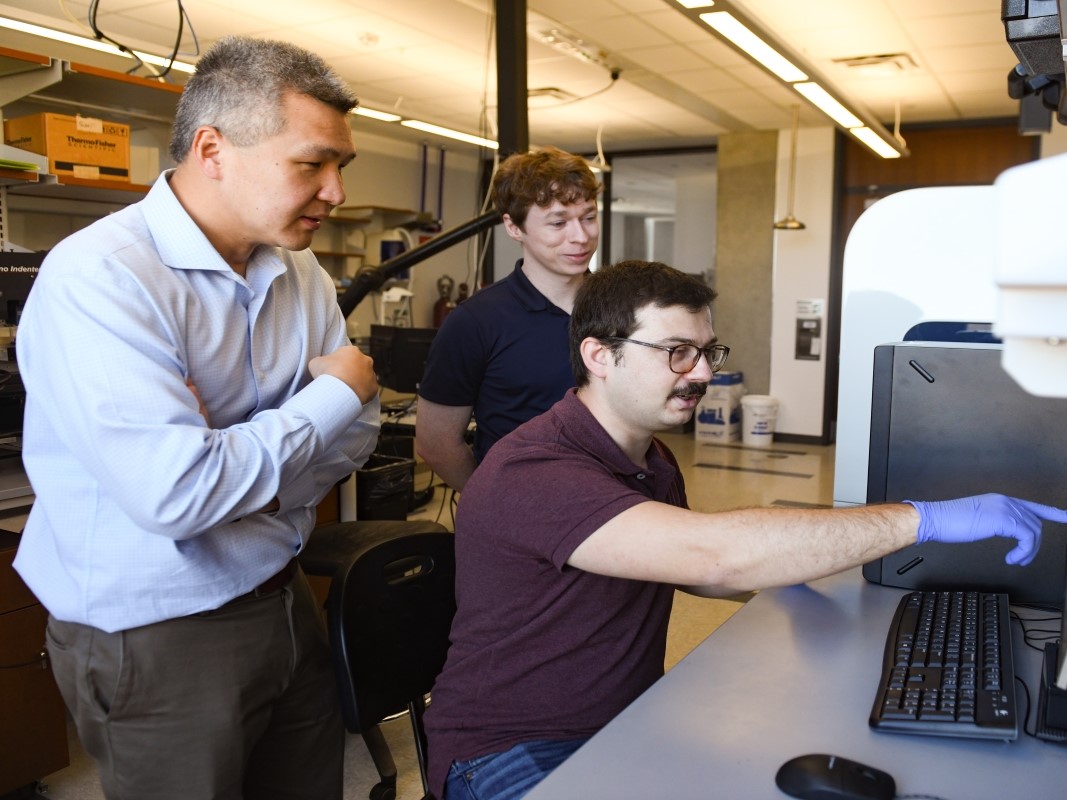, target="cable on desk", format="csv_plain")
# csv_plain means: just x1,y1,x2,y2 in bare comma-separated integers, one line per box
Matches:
433,478,458,529
1011,608,1061,653
448,486,458,527
426,474,459,530
1007,610,1060,740
381,394,418,420
1015,673,1036,739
